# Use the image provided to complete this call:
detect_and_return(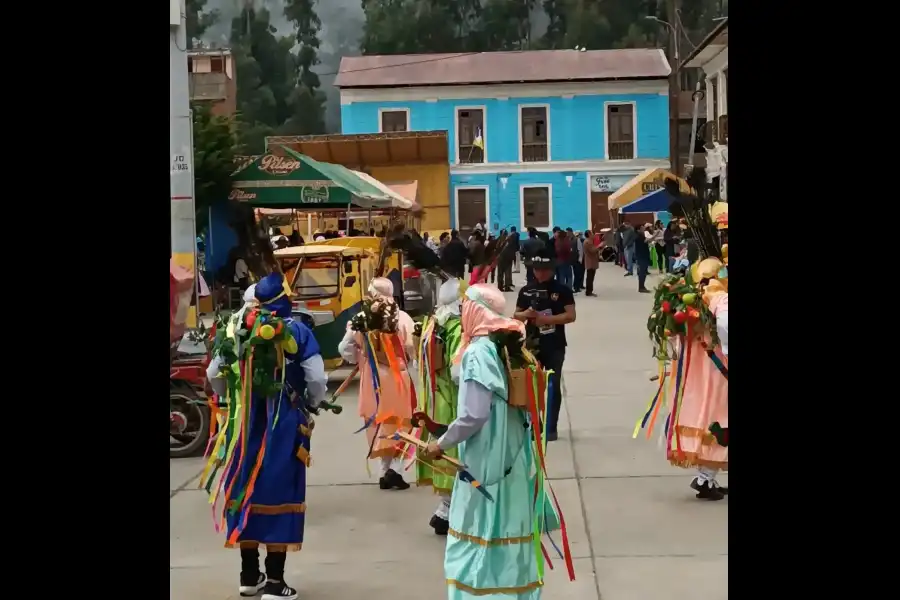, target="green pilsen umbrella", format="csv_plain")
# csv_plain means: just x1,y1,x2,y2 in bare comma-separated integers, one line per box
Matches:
229,146,393,209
